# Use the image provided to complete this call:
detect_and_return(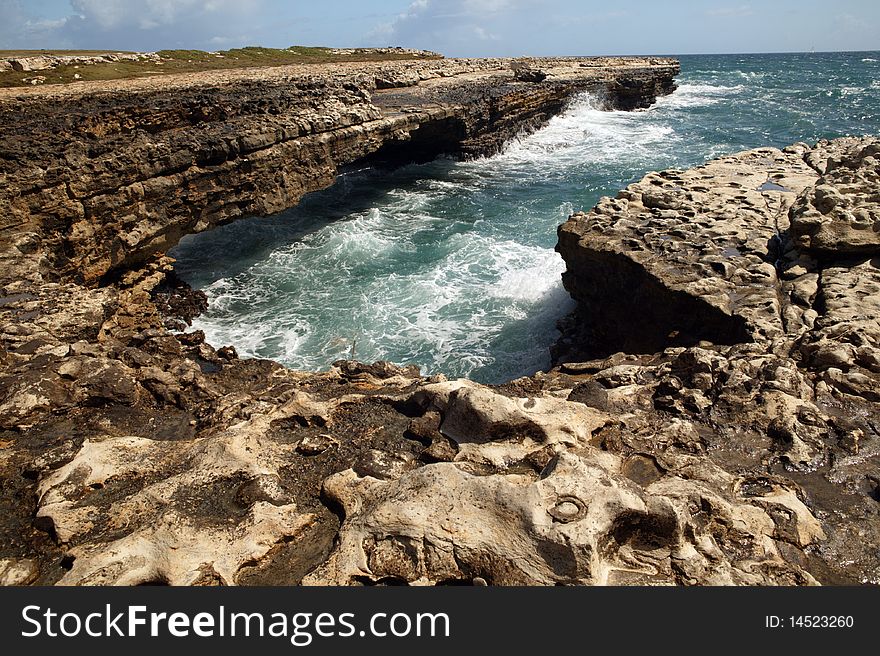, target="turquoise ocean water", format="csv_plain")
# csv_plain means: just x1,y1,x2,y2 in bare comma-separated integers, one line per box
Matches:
172,52,880,384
